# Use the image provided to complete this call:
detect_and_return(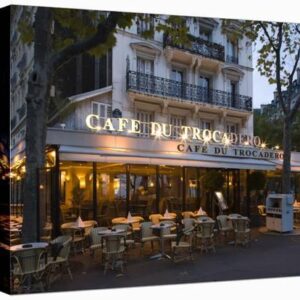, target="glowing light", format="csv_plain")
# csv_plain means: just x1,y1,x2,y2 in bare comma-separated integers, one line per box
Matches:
244,141,249,146
155,129,162,138
181,132,188,140
203,135,211,145
223,137,231,147
261,142,266,149
275,145,280,150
